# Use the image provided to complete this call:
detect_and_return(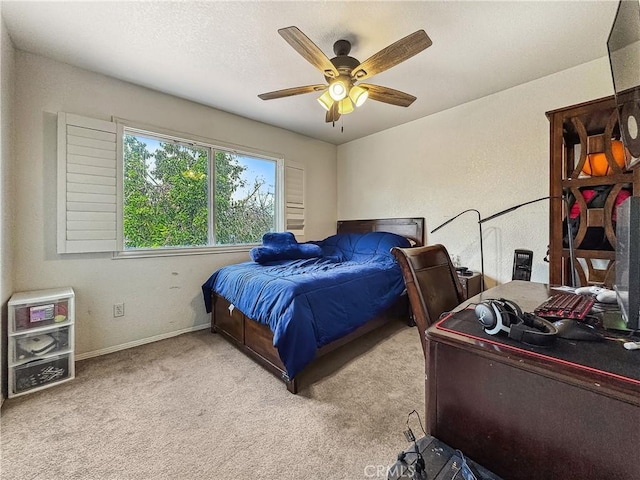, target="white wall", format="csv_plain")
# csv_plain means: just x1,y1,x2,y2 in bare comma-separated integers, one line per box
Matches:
1,11,16,399
337,57,615,287
13,51,337,358
6,47,620,365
